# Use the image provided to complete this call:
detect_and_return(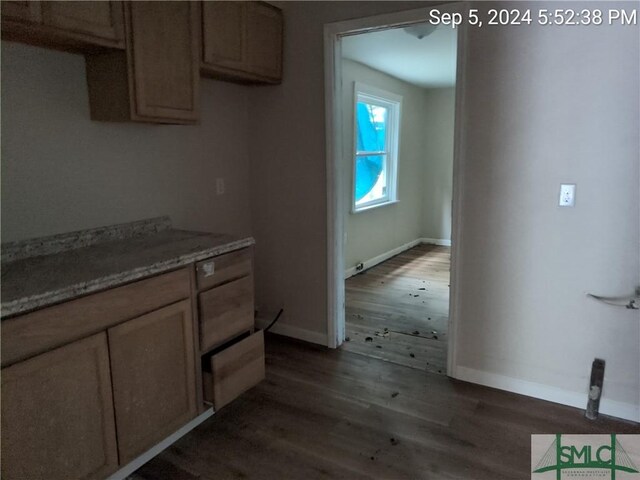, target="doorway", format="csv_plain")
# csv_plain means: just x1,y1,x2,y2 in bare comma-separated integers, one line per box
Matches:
324,4,467,376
